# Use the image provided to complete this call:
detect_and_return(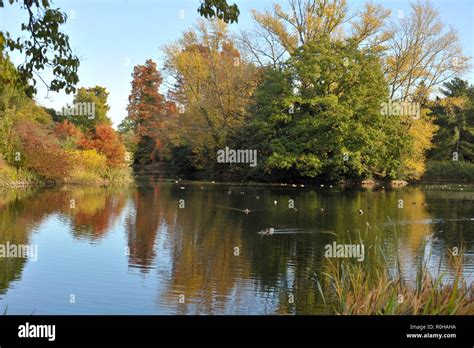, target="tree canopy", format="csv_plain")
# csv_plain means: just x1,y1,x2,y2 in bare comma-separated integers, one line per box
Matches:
243,39,410,181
